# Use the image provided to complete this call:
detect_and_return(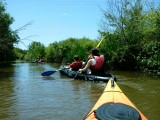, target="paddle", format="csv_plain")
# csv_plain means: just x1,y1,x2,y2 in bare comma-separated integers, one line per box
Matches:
74,35,107,79
41,65,70,76
41,70,58,76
